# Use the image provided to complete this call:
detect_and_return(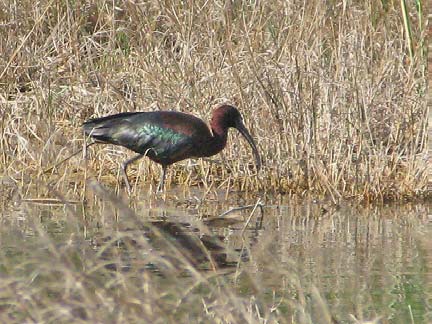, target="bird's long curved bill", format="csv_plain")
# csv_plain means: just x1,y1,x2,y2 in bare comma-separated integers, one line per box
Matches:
236,121,261,171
